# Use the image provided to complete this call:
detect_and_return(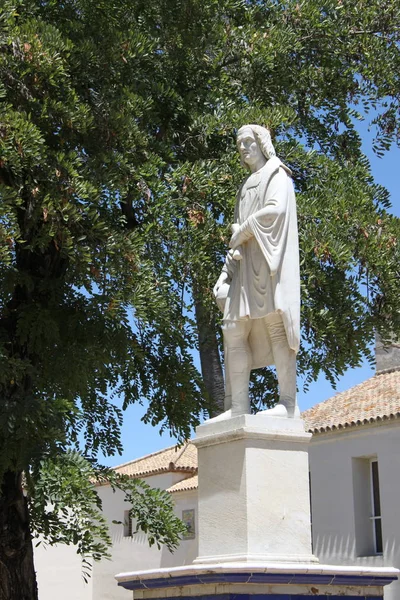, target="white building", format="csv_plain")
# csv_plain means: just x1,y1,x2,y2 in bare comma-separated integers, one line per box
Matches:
303,354,400,600
35,345,400,600
35,444,199,600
